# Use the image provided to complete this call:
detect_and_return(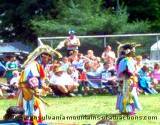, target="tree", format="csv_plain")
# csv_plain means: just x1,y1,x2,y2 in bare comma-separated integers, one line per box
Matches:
0,0,53,42
0,0,151,46
122,0,160,31
32,0,149,36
